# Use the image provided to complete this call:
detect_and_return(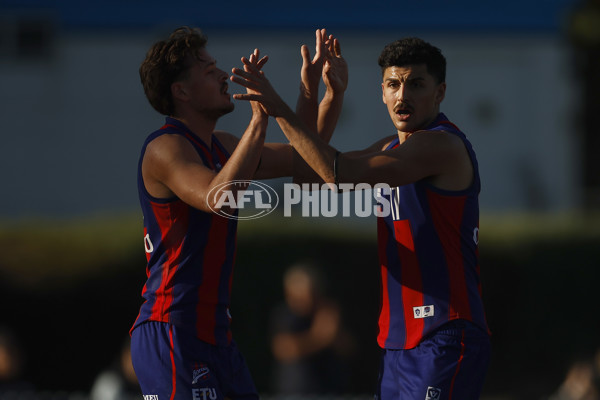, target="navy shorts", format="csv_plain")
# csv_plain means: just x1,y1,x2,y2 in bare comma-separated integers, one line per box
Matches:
131,321,258,400
375,320,490,400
